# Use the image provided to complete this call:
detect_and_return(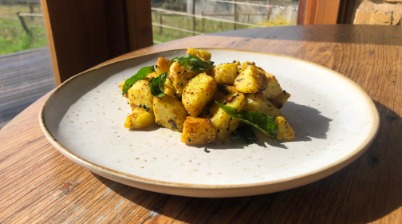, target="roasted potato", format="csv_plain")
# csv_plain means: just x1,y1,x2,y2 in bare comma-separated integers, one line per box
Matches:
182,73,217,117
268,90,291,109
153,95,187,132
234,65,267,93
124,107,155,129
156,56,171,75
186,48,211,61
181,116,216,145
262,73,284,99
121,48,295,145
168,61,196,96
246,93,281,118
275,116,296,141
127,79,153,111
213,61,240,85
210,93,247,140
